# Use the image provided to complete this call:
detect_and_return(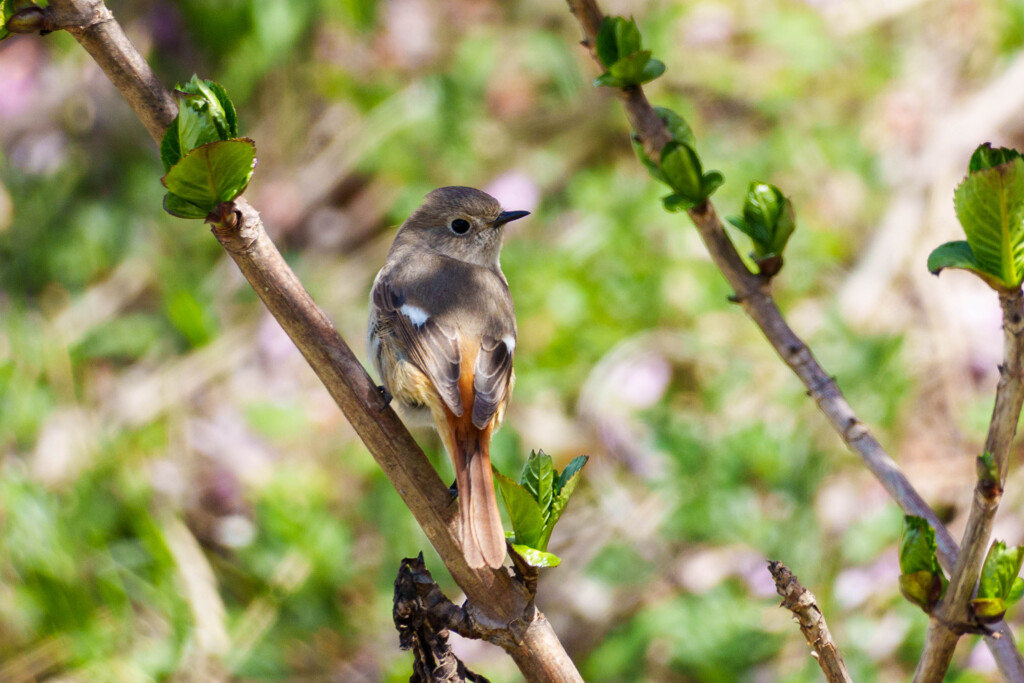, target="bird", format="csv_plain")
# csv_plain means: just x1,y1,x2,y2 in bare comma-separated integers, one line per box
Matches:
367,186,528,569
